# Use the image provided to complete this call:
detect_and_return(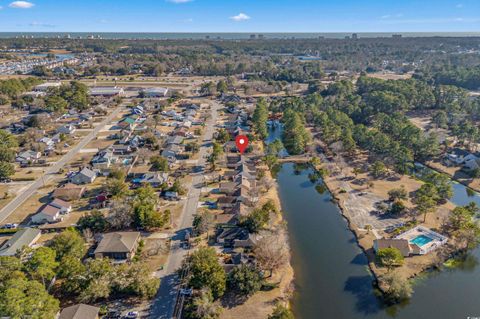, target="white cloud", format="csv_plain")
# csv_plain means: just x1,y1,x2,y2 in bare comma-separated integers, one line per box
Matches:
9,1,34,8
166,0,193,3
230,13,251,22
29,21,55,28
0,6,3,9
456,3,464,8
381,13,403,19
